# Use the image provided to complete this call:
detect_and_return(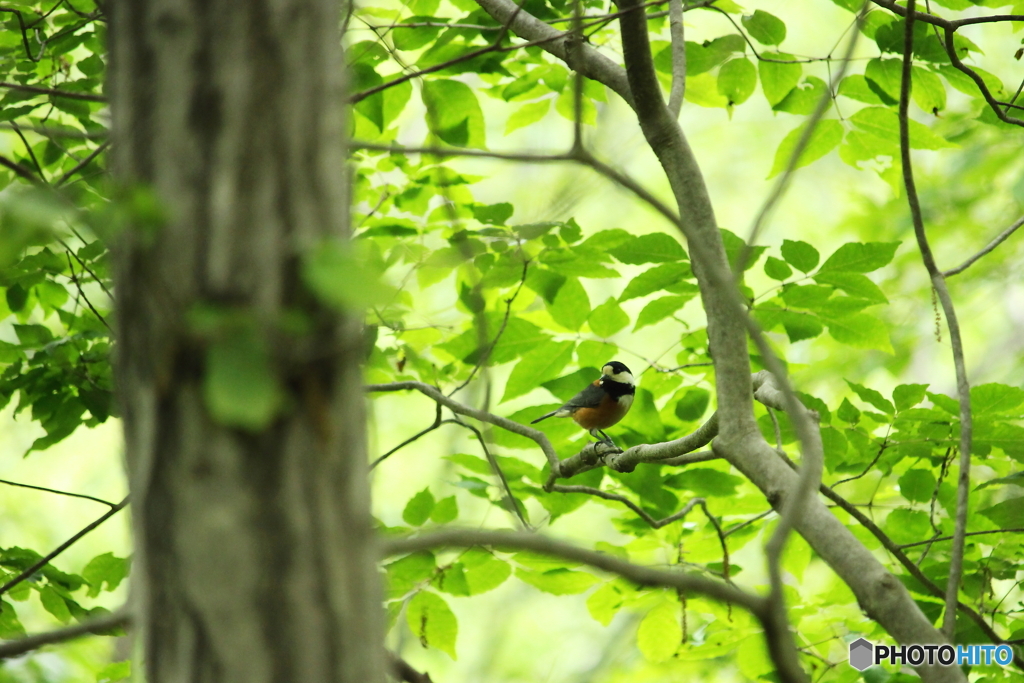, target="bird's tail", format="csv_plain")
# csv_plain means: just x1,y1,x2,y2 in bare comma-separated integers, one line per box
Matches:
530,410,557,424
